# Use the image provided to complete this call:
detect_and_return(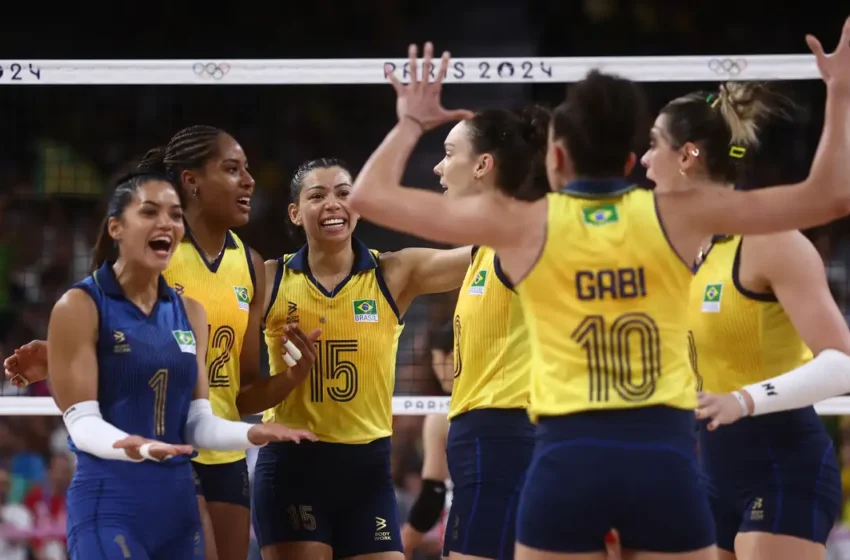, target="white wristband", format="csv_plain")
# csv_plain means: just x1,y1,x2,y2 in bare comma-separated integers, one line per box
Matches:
732,391,749,417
